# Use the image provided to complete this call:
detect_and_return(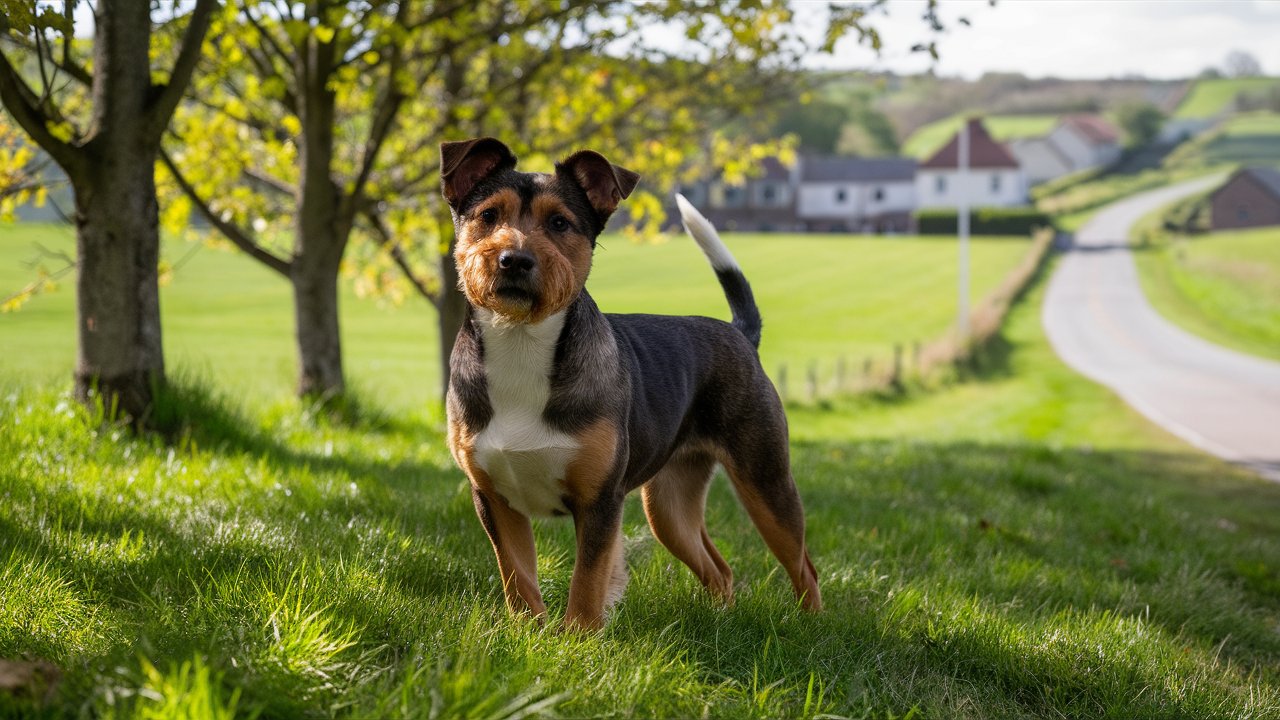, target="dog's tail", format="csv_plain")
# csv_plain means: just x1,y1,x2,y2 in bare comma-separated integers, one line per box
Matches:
675,193,762,349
